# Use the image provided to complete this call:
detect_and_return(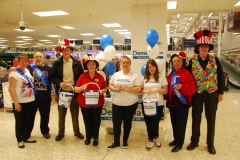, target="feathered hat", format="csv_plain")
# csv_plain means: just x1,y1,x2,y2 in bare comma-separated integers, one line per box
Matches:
194,30,214,54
